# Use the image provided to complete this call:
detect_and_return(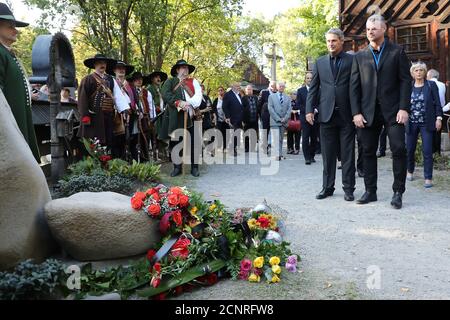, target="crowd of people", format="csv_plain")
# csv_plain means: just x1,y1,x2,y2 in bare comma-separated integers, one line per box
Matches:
1,2,448,211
